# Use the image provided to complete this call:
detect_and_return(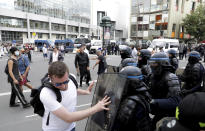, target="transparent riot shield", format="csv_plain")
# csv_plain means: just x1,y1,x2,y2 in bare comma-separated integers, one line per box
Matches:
85,73,127,131
107,65,120,73
176,68,185,88
176,68,184,76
